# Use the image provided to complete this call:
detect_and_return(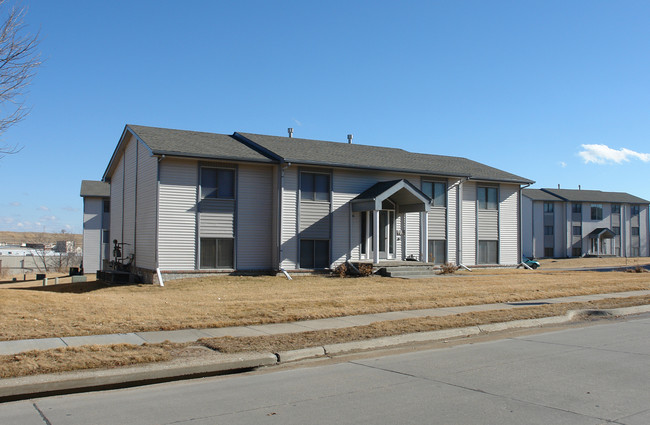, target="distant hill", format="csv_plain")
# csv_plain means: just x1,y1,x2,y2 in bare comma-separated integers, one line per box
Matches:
0,231,83,247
